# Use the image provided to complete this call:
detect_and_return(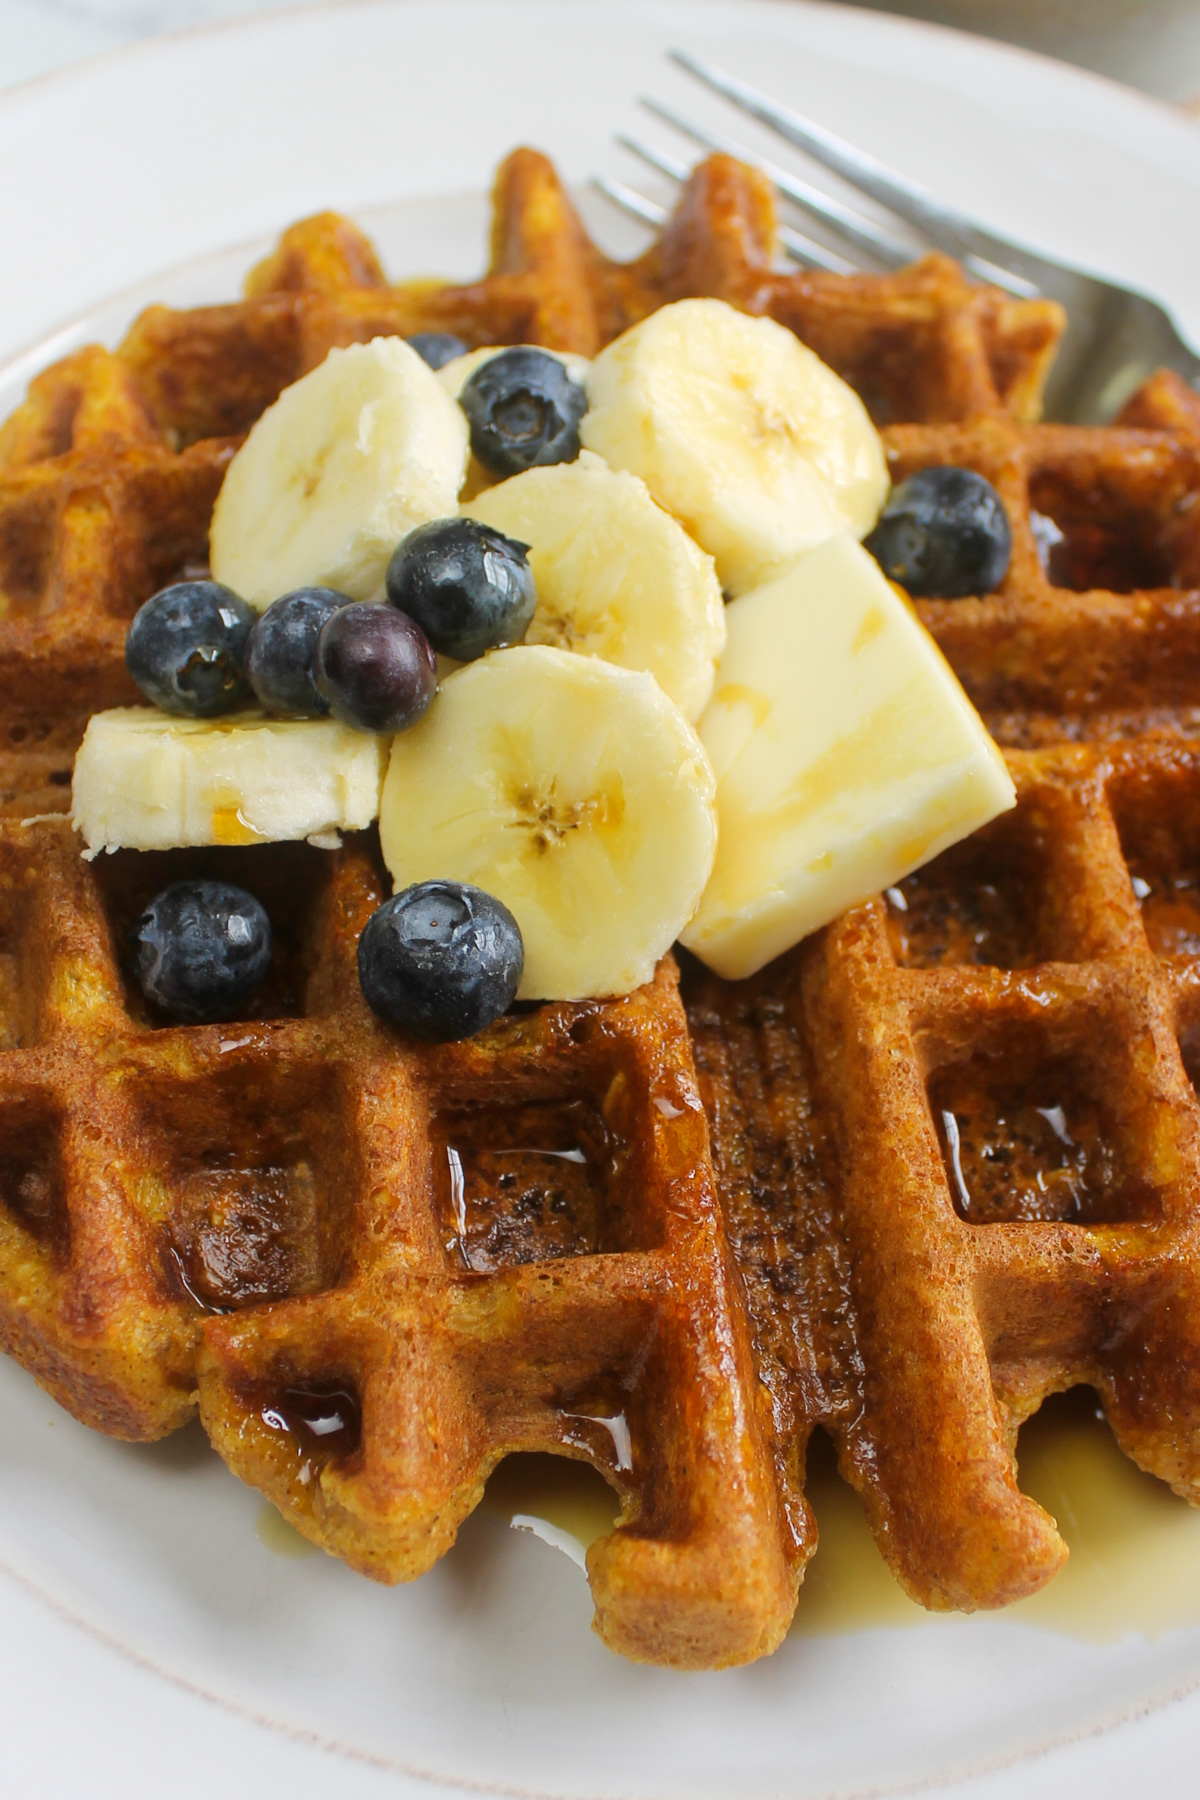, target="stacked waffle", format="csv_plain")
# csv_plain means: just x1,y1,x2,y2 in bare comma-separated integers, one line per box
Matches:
0,146,1198,1666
